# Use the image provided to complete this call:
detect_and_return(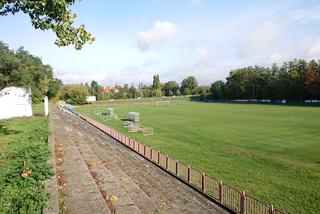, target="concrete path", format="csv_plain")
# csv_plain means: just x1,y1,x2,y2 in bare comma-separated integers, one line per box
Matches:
50,108,229,214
